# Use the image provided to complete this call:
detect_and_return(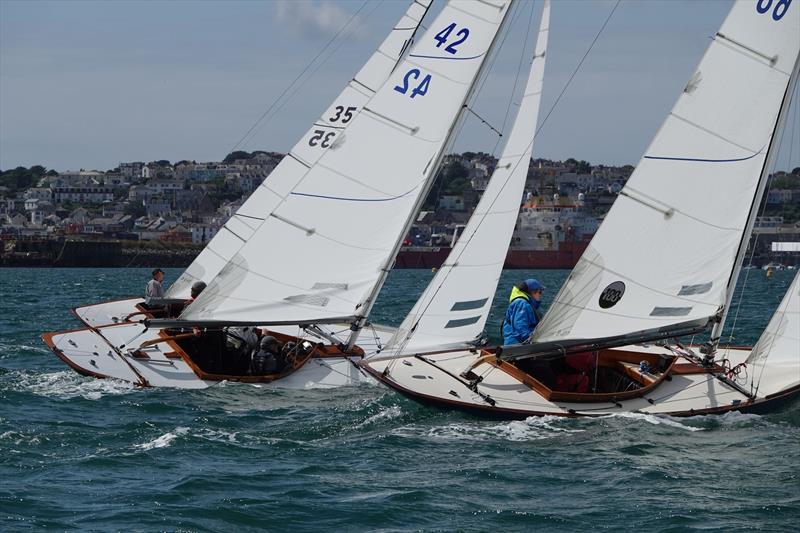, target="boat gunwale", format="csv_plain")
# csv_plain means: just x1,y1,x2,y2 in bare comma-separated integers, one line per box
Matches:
359,358,794,419
70,296,145,327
